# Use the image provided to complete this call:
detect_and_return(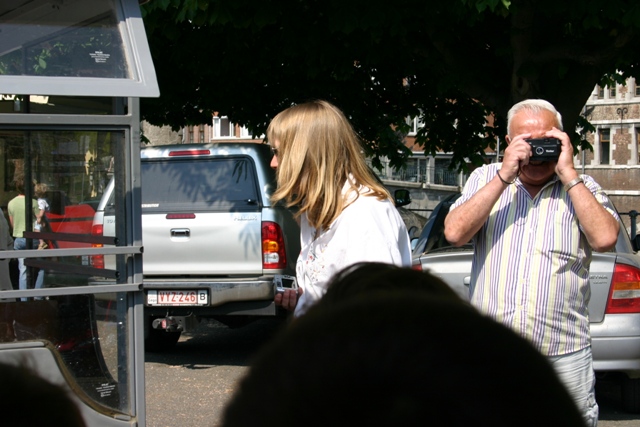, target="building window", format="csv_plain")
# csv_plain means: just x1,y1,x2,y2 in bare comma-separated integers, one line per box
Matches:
597,86,605,99
188,125,194,143
212,116,233,138
405,115,424,136
434,158,458,186
199,124,205,143
212,116,258,139
637,127,640,164
599,128,610,165
609,86,616,98
635,84,640,97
